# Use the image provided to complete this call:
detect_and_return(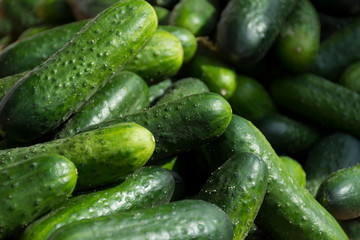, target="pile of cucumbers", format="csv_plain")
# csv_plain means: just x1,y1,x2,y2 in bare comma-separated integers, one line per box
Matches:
1,0,360,239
